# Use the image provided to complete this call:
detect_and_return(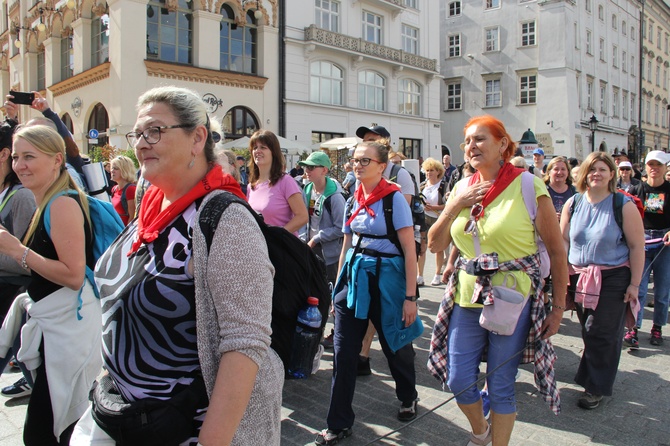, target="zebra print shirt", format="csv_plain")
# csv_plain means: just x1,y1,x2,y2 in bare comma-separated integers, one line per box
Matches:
96,203,206,443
